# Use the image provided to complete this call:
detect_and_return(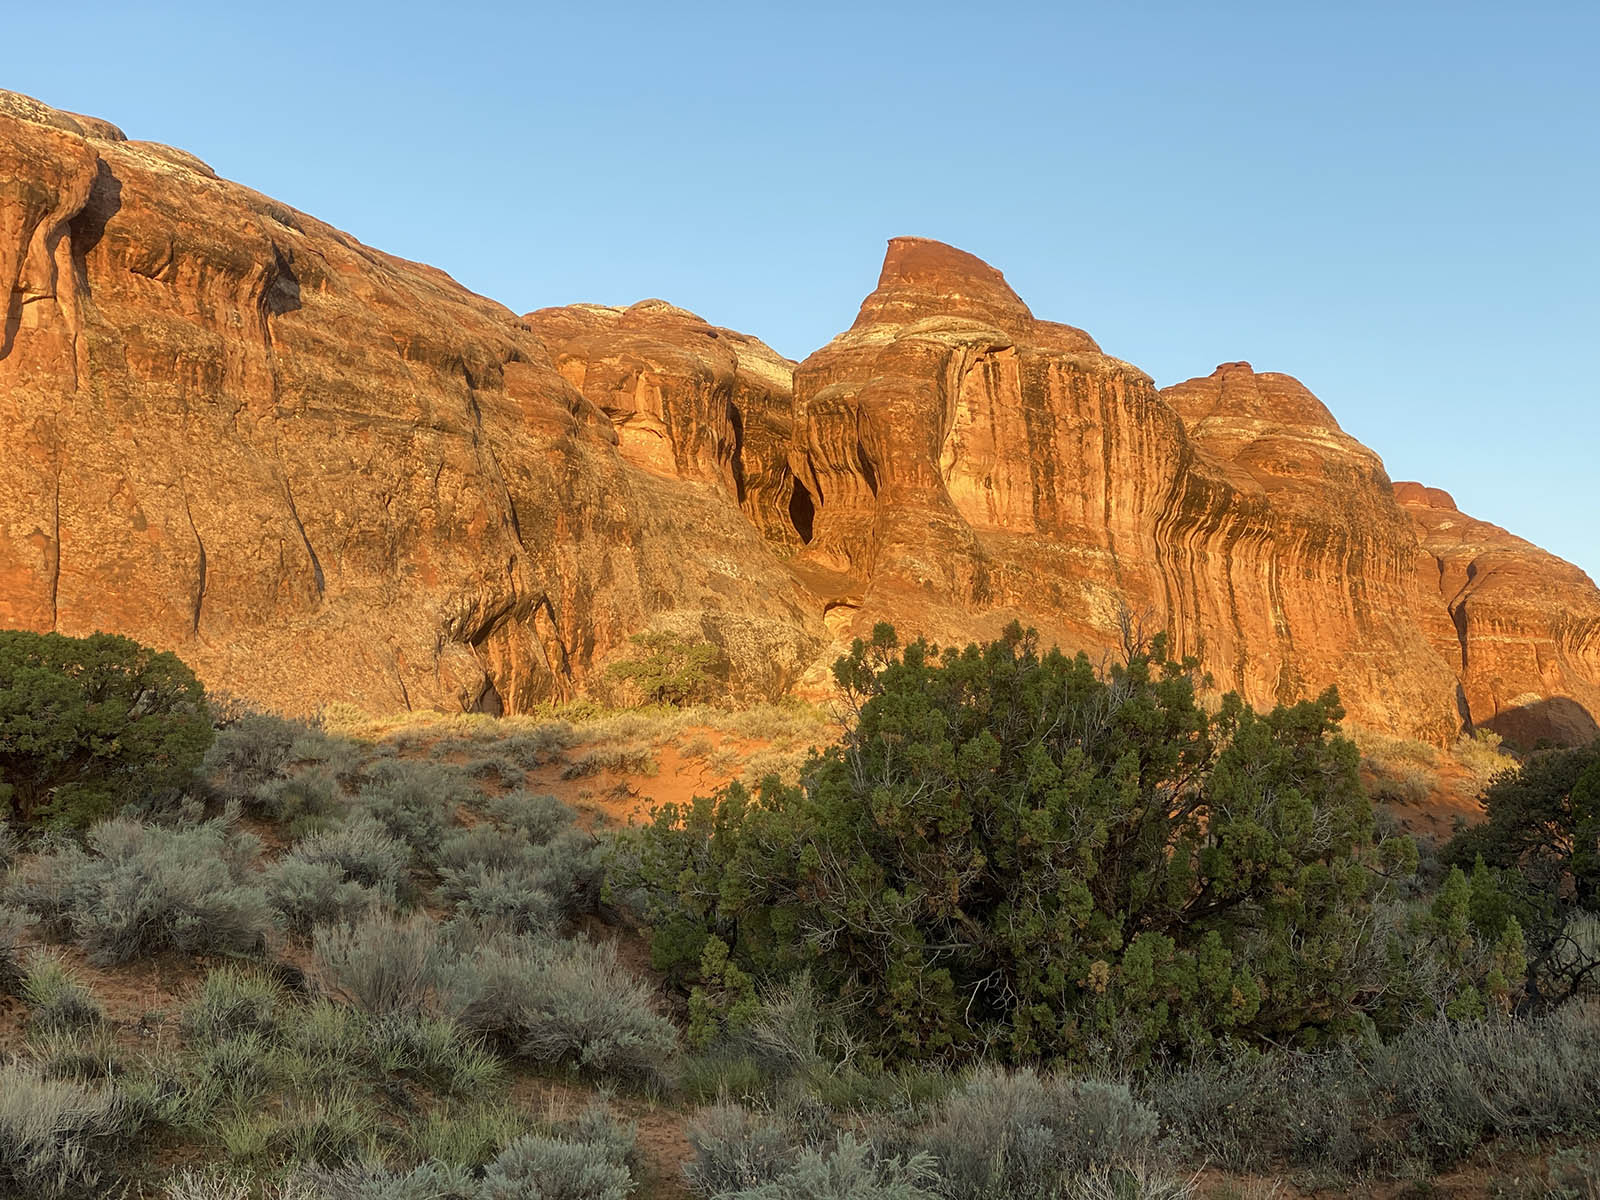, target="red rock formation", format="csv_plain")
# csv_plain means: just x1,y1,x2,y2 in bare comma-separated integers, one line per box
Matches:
1395,483,1600,745
0,91,821,714
3,93,1596,744
1159,363,1463,739
786,239,1463,739
523,299,804,547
